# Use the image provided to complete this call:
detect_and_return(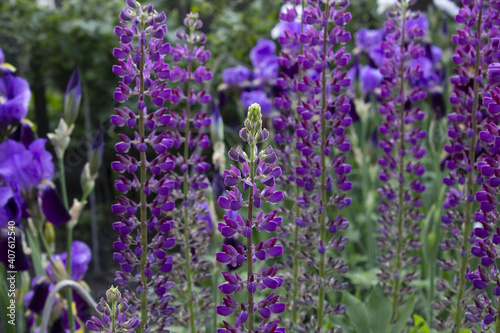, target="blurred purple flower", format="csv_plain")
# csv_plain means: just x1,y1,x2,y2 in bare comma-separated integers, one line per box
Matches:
406,12,429,36
240,91,273,116
39,184,71,226
222,65,252,85
354,28,384,52
24,241,91,331
250,39,278,81
0,139,53,191
0,186,23,226
360,66,383,95
0,73,31,127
